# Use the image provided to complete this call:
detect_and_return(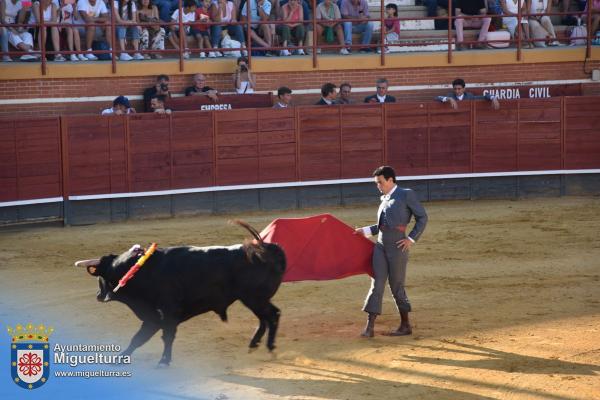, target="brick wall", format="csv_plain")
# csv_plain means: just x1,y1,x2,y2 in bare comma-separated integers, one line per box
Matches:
1,60,599,117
